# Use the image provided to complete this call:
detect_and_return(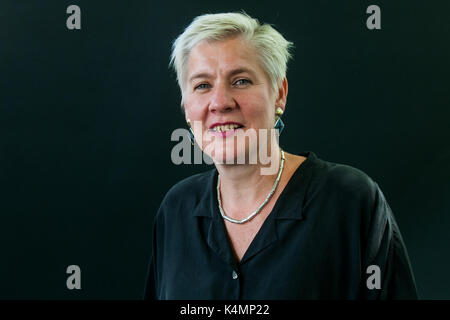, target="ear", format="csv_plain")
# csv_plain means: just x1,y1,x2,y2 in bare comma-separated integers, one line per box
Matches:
274,77,288,112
